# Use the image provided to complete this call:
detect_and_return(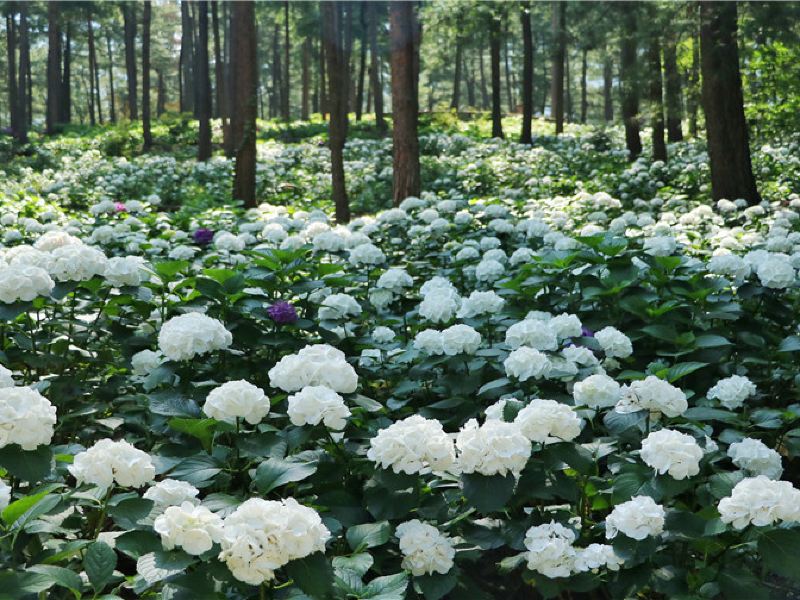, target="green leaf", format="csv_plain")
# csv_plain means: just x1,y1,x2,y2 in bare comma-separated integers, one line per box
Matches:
254,457,317,494
285,552,334,599
346,521,392,551
414,572,457,600
84,542,117,593
167,418,218,451
115,530,162,559
108,498,154,530
136,550,195,585
0,445,53,482
169,455,223,486
2,484,61,525
778,335,800,352
666,362,707,382
362,572,408,600
332,553,373,578
758,529,800,580
461,473,515,513
683,407,738,423
27,565,82,597
694,334,732,348
718,570,770,600
152,260,189,280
